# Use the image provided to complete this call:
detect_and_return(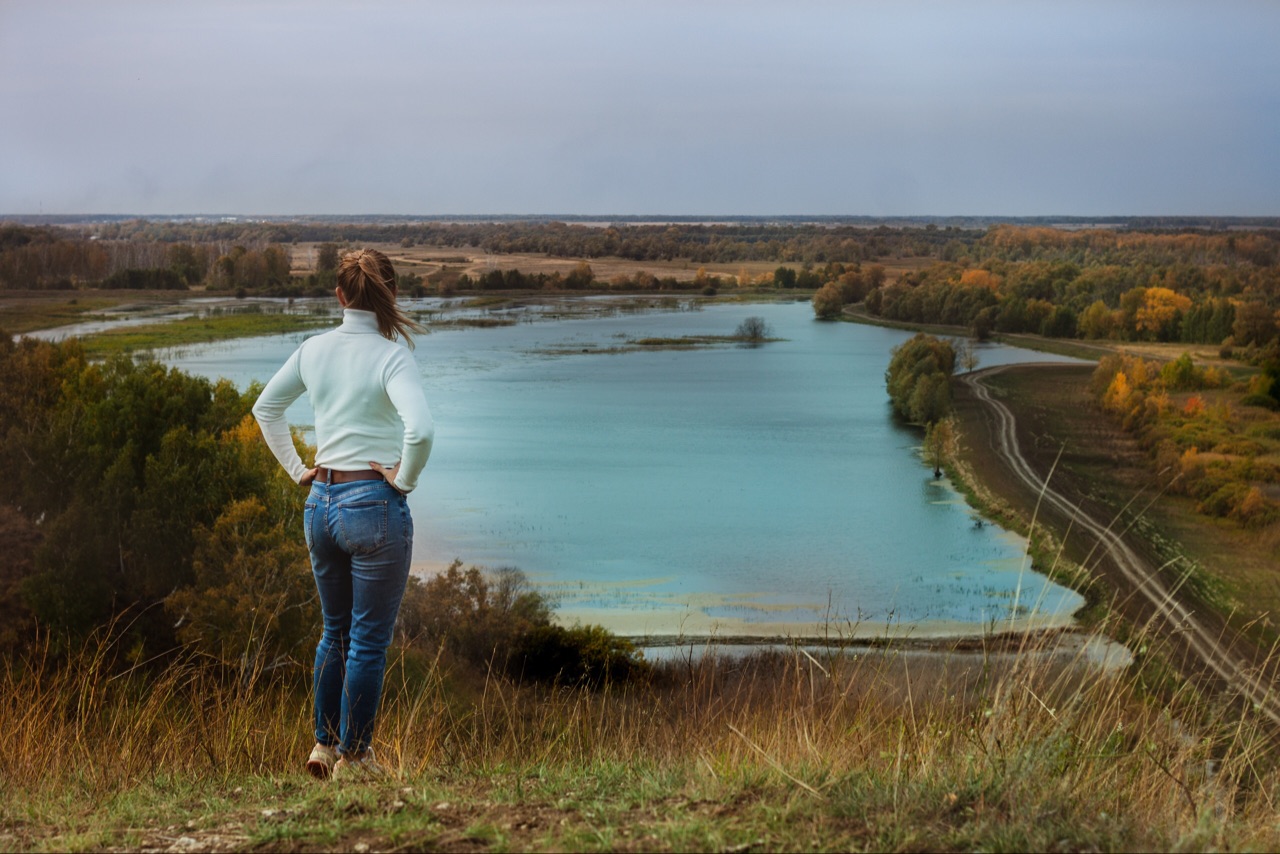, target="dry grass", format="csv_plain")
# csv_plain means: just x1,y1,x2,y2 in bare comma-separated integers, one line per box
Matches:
3,614,1279,851
289,241,934,287
291,241,719,283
